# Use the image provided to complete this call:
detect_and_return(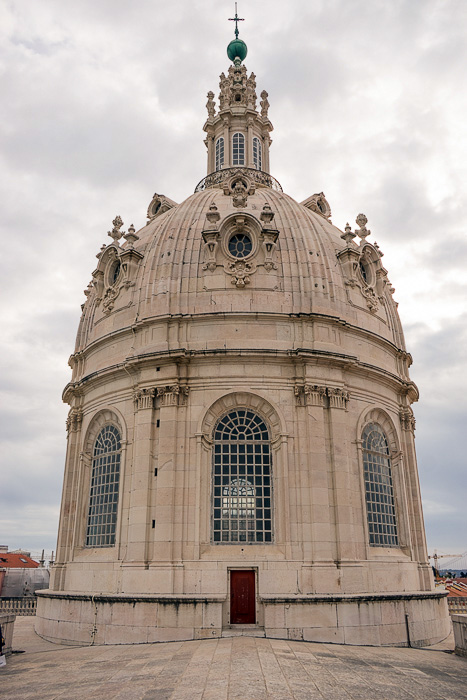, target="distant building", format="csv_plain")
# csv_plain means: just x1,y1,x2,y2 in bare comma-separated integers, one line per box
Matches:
0,547,49,597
